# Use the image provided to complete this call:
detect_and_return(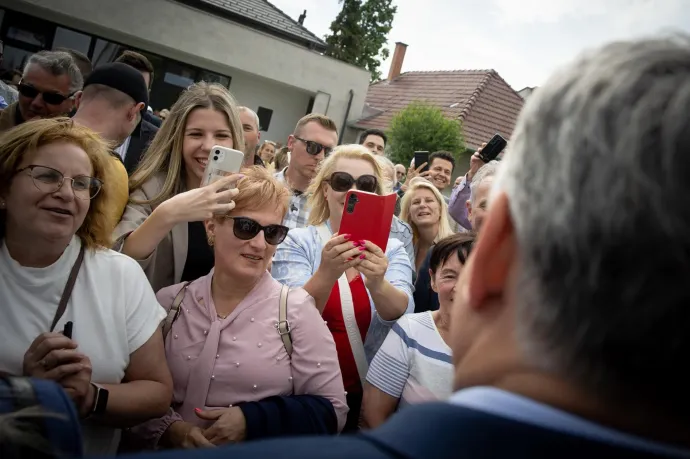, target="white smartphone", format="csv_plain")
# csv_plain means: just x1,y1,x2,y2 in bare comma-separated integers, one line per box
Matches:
201,146,245,187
